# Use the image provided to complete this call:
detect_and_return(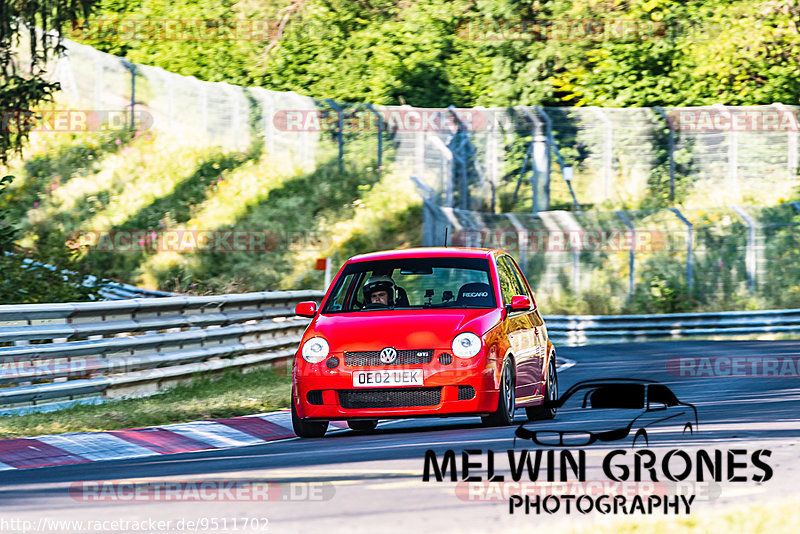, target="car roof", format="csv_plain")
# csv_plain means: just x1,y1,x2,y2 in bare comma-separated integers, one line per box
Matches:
347,247,499,263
